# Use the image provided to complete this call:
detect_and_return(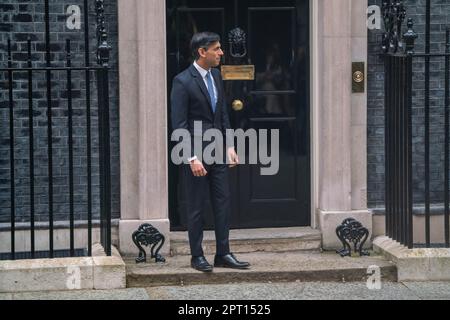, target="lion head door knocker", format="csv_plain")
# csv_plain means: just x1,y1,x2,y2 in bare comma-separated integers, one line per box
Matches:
228,27,247,58
132,223,166,263
336,218,370,257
